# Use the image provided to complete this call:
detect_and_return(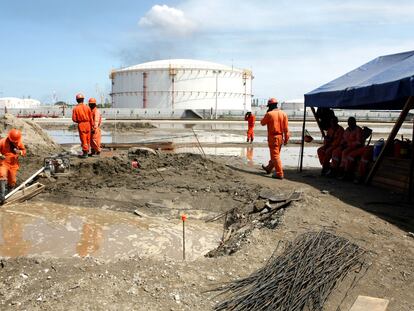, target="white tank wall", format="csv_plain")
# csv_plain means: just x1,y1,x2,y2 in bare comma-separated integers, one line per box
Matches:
111,67,252,111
